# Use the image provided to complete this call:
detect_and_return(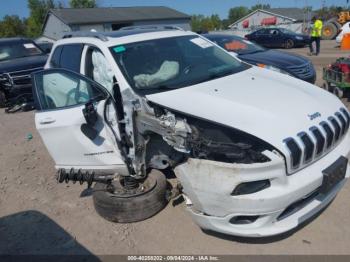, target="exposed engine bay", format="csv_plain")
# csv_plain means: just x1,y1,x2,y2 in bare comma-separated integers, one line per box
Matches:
116,90,273,179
